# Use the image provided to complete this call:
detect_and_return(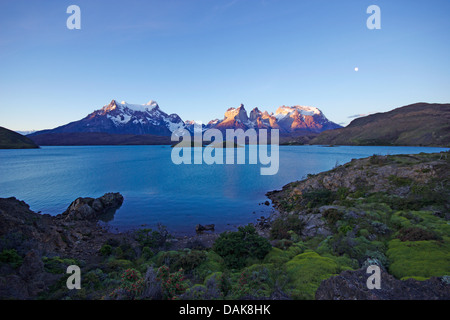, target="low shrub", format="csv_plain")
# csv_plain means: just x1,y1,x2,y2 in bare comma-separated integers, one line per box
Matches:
397,227,440,242
270,215,305,240
42,256,79,274
302,189,335,208
213,225,271,269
